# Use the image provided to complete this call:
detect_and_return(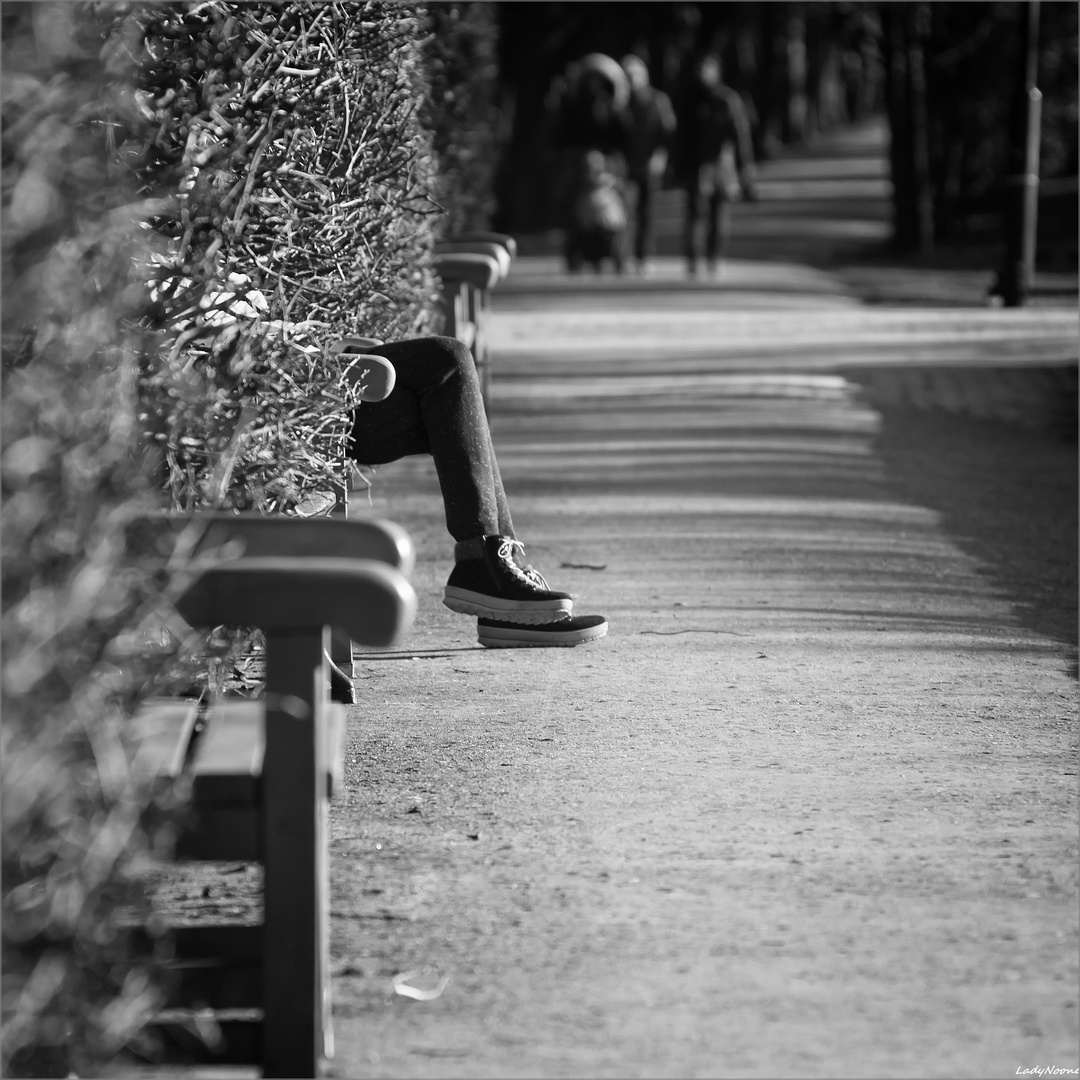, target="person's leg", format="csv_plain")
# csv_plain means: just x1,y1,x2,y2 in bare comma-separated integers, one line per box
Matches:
638,173,658,265
629,175,646,264
705,191,731,268
349,336,570,623
683,180,701,274
348,335,513,542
